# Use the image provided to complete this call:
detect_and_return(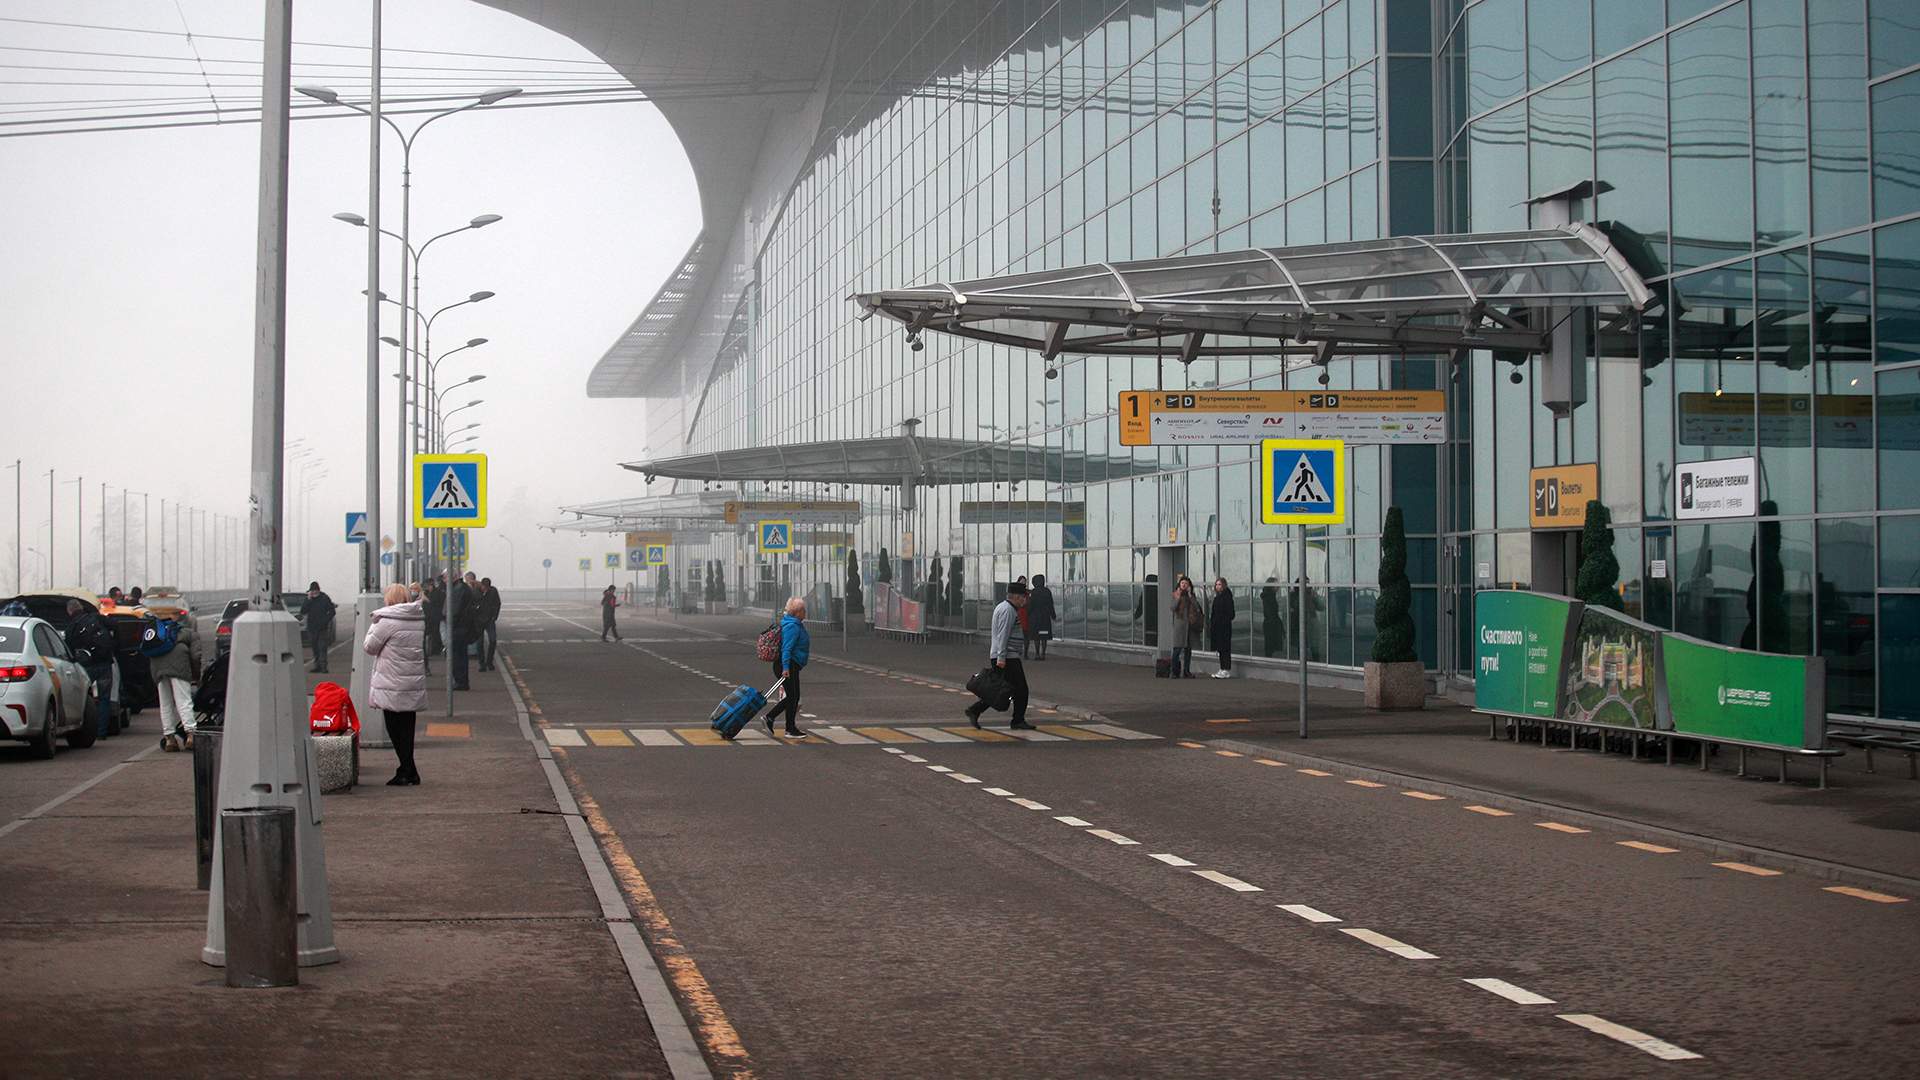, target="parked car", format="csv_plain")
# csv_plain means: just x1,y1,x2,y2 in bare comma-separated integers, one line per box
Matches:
0,590,128,735
215,598,246,658
0,615,99,757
